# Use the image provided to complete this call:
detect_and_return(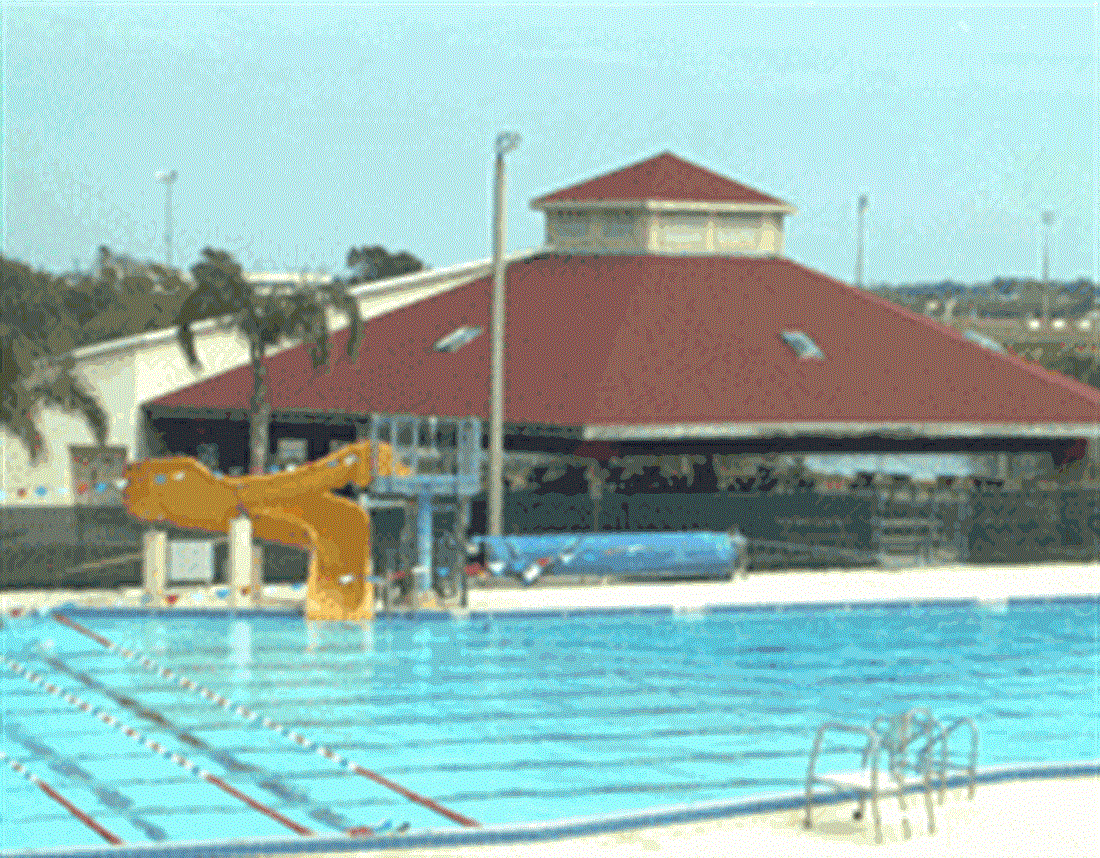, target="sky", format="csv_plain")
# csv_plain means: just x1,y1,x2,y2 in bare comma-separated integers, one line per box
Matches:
2,1,1097,286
